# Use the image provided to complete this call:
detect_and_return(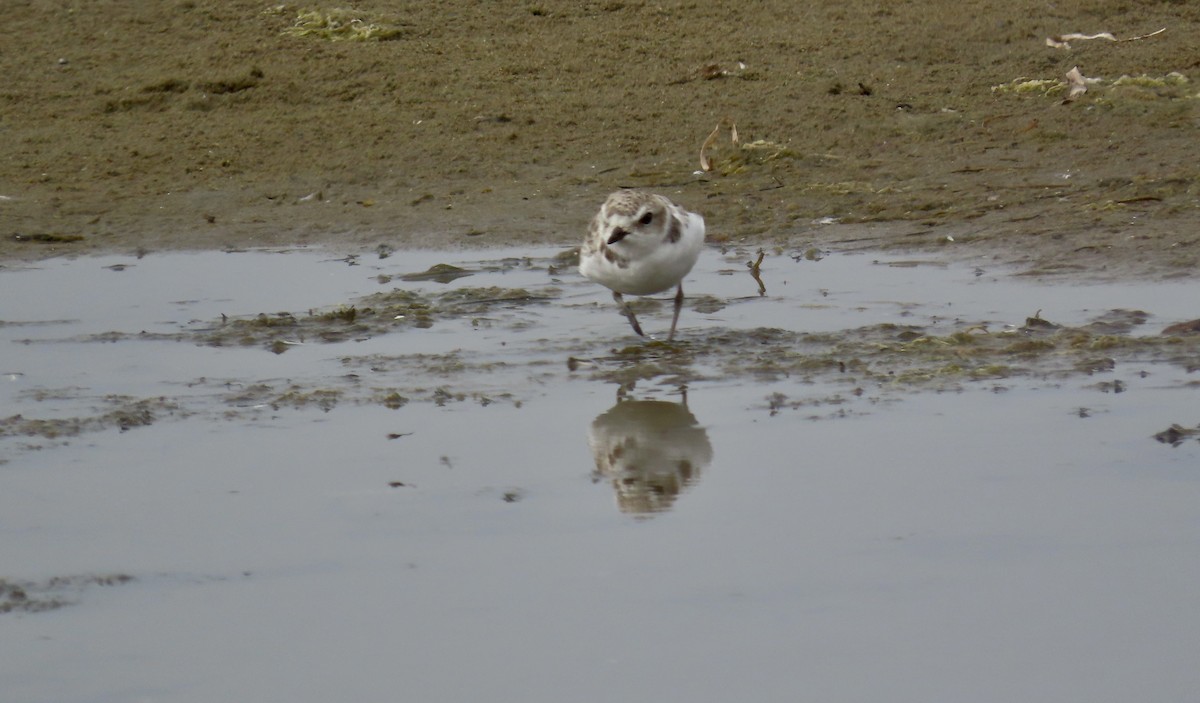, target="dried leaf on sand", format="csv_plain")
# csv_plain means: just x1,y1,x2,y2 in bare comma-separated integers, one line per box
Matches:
1063,66,1089,103
699,118,740,172
1046,27,1165,49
